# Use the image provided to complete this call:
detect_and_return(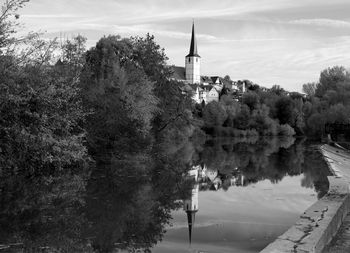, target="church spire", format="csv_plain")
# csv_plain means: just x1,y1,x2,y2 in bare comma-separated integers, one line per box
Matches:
186,210,197,245
187,22,200,57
